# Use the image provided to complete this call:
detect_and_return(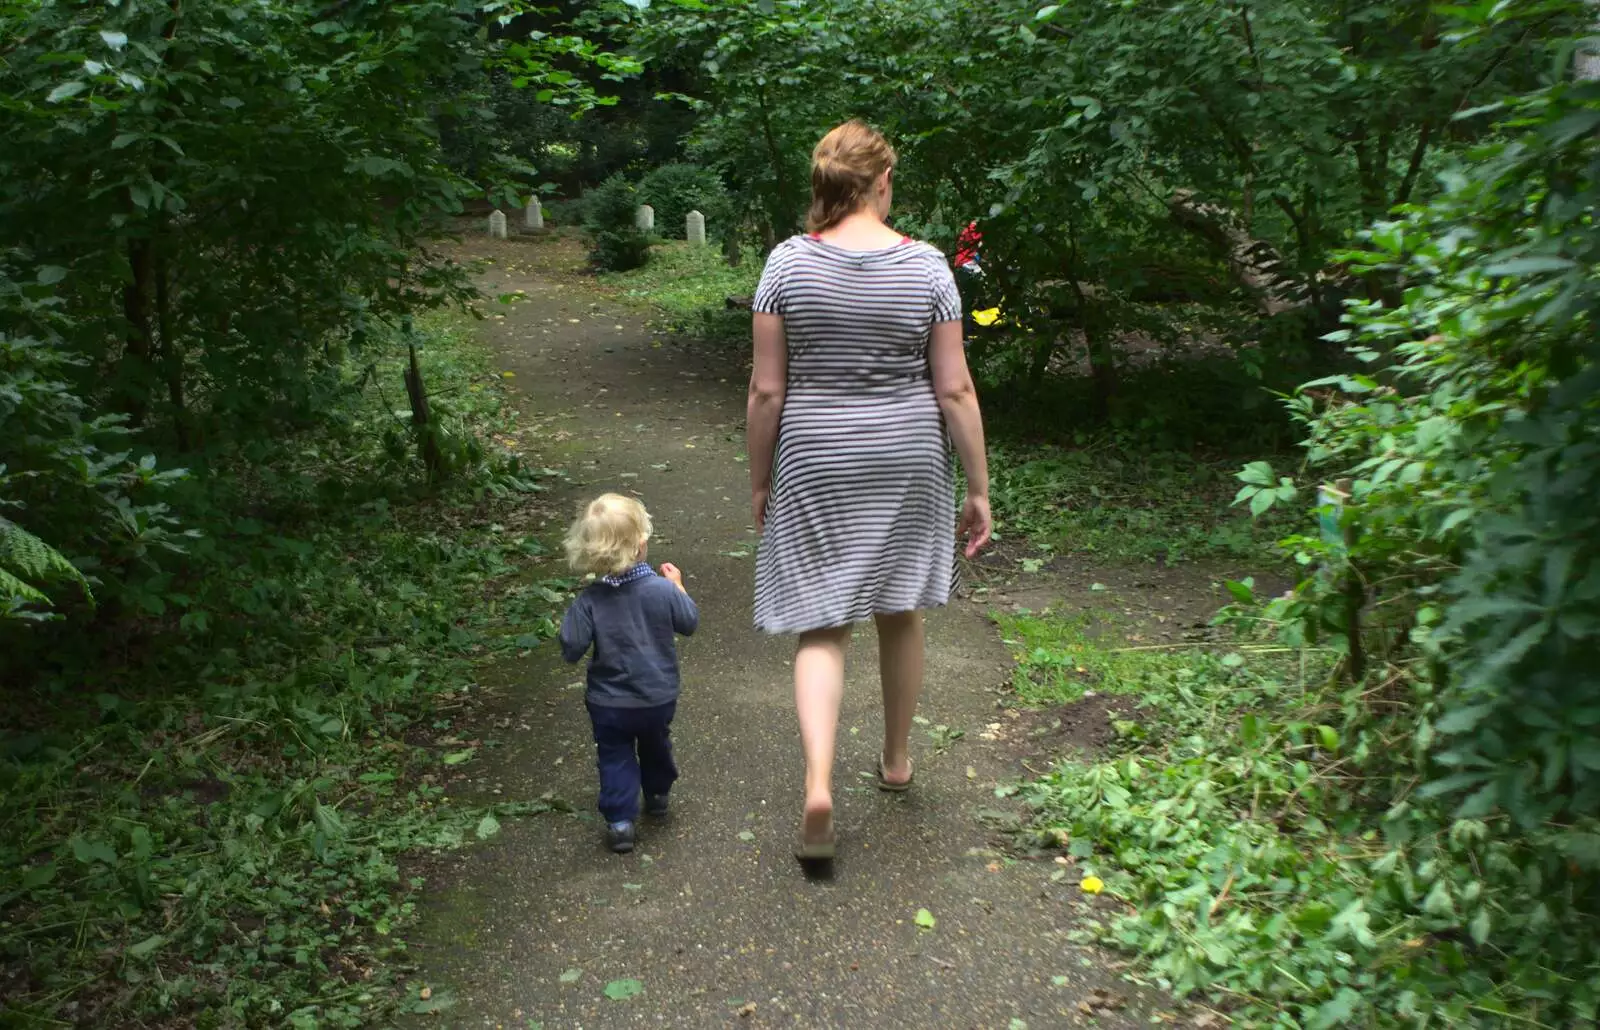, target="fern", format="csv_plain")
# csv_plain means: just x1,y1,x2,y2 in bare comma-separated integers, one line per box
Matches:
0,515,91,619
